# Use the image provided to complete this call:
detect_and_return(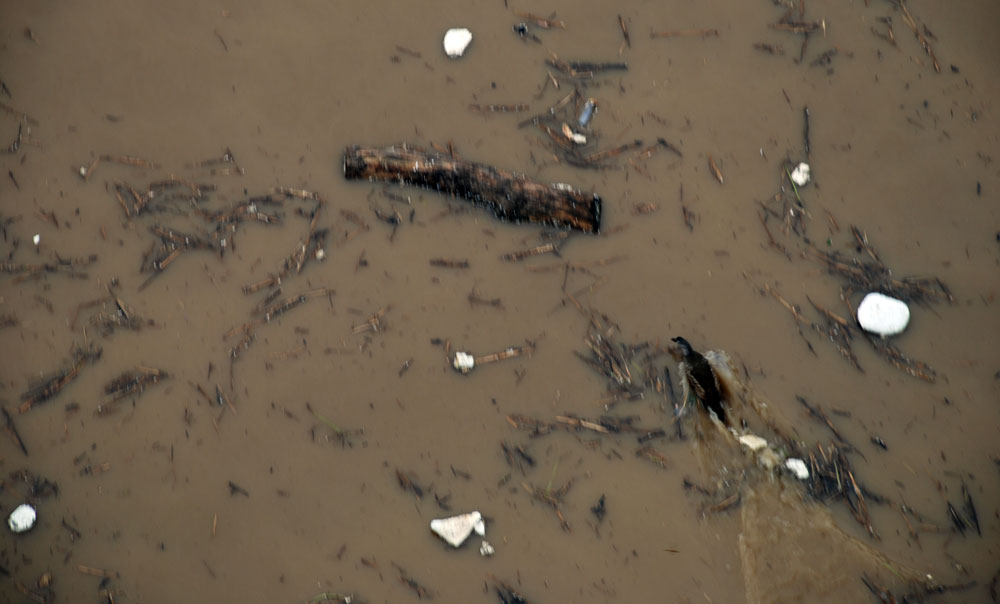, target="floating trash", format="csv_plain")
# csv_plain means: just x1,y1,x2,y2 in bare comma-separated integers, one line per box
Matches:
479,540,495,557
430,511,485,548
561,123,587,145
578,98,598,128
790,162,811,186
452,346,524,374
784,458,809,480
32,234,41,246
443,28,473,58
452,351,476,373
8,503,36,533
857,292,910,336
